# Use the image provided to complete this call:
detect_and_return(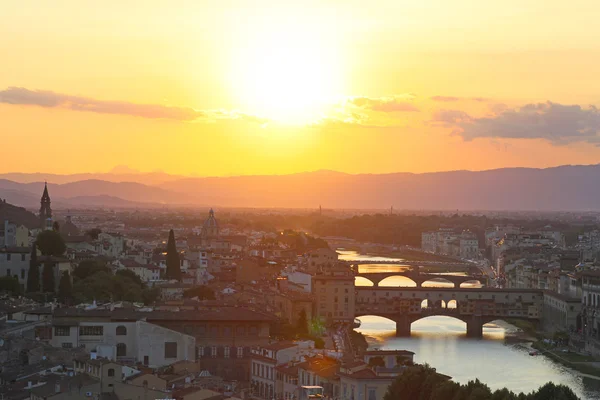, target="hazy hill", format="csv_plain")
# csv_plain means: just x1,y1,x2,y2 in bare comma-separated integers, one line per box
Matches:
0,198,40,229
2,165,600,210
158,165,600,211
0,168,186,186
